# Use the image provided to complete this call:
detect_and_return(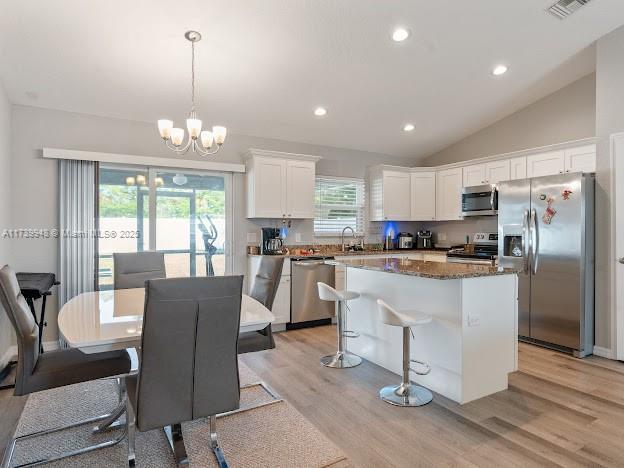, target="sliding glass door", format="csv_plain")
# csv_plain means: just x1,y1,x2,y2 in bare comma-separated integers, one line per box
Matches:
97,166,231,290
155,171,228,278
